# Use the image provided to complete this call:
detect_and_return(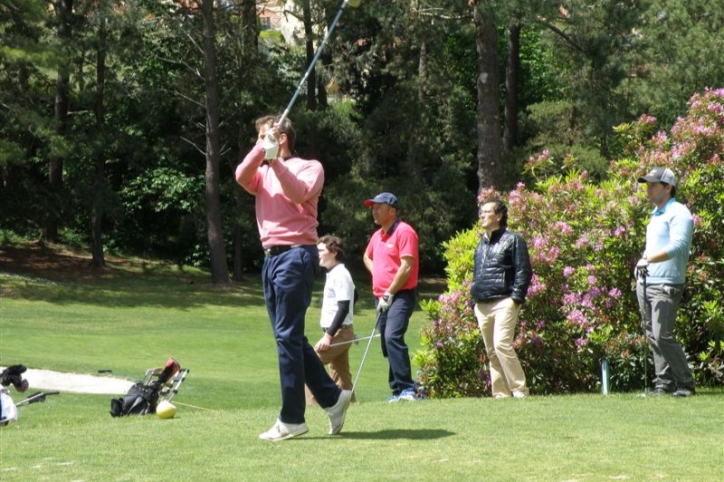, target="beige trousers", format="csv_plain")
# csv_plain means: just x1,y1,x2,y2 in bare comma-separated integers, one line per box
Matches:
306,326,357,404
475,298,529,397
